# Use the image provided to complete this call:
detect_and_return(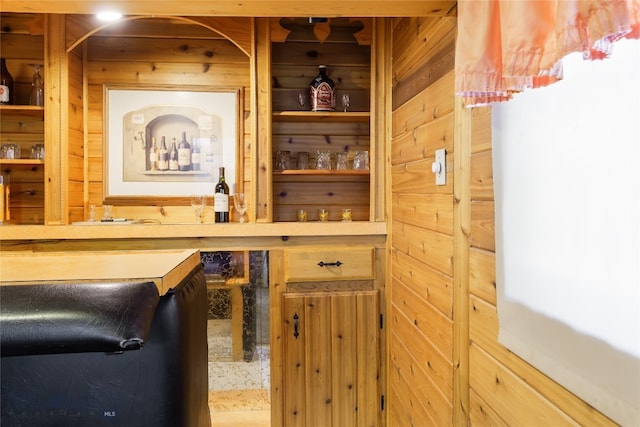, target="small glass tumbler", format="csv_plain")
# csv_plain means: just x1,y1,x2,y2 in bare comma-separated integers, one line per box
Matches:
319,208,329,222
316,150,331,170
341,208,352,222
0,144,11,159
297,209,308,222
1,143,20,160
353,150,369,170
275,150,291,171
102,205,113,221
31,144,45,160
336,152,348,170
297,151,310,170
87,204,96,222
